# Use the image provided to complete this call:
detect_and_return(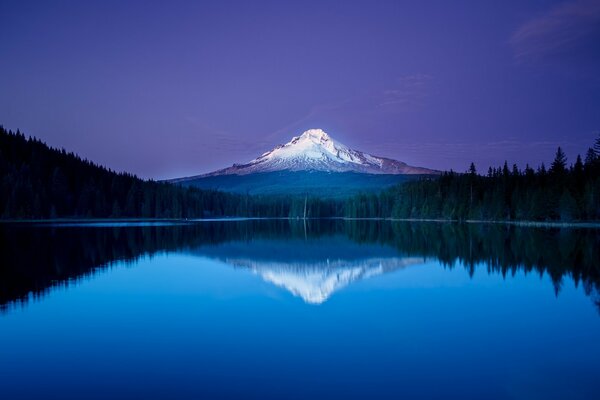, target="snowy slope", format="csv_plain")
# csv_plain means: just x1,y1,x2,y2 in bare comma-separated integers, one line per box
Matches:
173,129,437,182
